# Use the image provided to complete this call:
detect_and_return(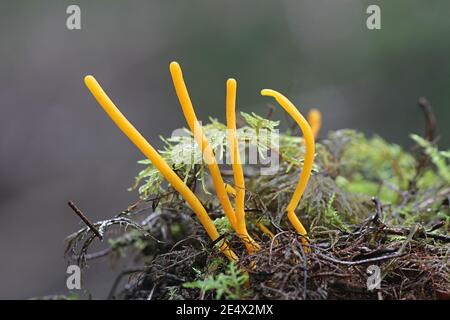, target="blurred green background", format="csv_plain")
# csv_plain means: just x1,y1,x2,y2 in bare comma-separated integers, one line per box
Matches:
0,0,448,299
